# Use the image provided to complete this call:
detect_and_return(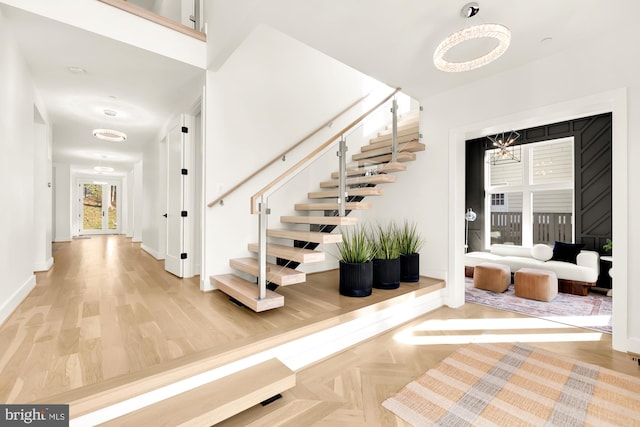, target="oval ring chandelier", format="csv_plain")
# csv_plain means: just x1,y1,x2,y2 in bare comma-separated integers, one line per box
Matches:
433,23,511,73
